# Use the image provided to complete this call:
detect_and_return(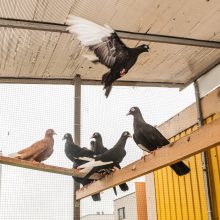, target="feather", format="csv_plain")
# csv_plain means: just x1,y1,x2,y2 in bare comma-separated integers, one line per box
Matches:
66,16,114,46
79,160,113,174
78,156,94,162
